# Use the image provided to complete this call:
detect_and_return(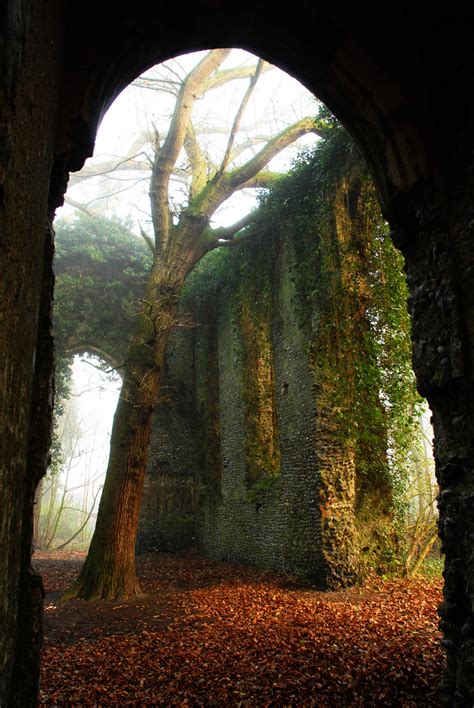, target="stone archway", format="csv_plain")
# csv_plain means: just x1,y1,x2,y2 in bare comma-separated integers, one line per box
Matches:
2,4,473,705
